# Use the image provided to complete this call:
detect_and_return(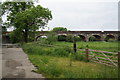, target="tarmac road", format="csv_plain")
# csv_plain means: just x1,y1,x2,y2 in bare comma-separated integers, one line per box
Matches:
2,47,44,78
